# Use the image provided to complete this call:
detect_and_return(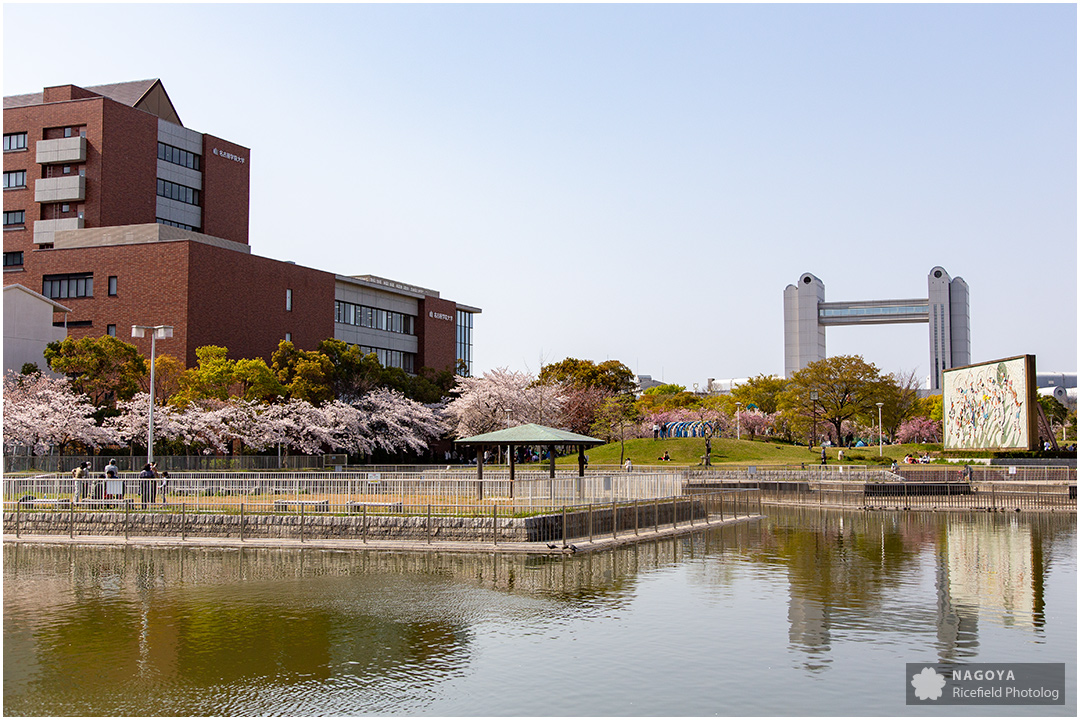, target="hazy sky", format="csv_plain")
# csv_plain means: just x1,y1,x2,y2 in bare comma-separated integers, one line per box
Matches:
5,4,1076,387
